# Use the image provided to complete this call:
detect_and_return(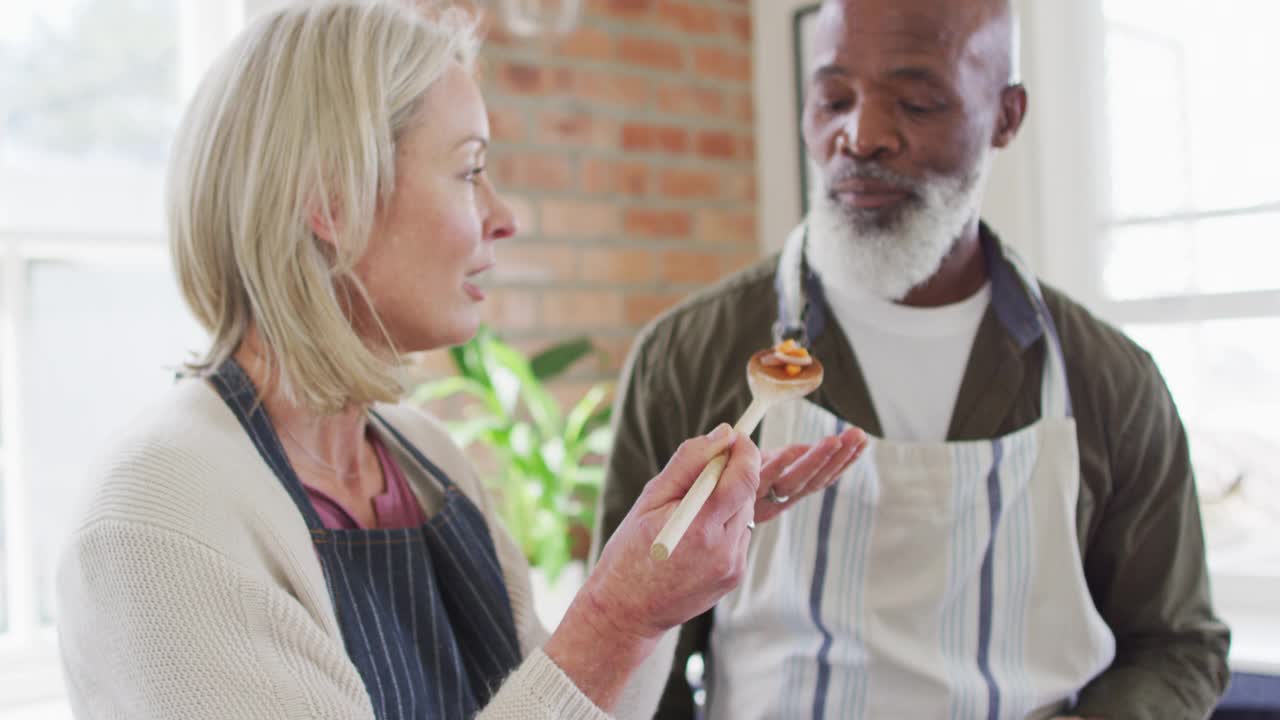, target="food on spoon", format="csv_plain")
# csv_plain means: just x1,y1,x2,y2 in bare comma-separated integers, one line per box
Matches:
752,339,822,385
